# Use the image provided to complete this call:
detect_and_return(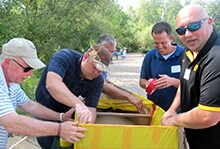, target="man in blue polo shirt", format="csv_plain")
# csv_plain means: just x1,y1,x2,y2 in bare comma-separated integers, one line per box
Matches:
35,45,111,149
139,21,184,111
